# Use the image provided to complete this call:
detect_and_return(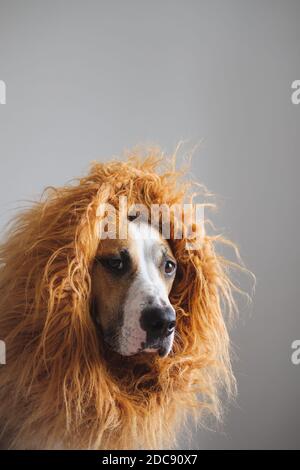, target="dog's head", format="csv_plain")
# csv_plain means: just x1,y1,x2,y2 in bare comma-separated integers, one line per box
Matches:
92,220,177,357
